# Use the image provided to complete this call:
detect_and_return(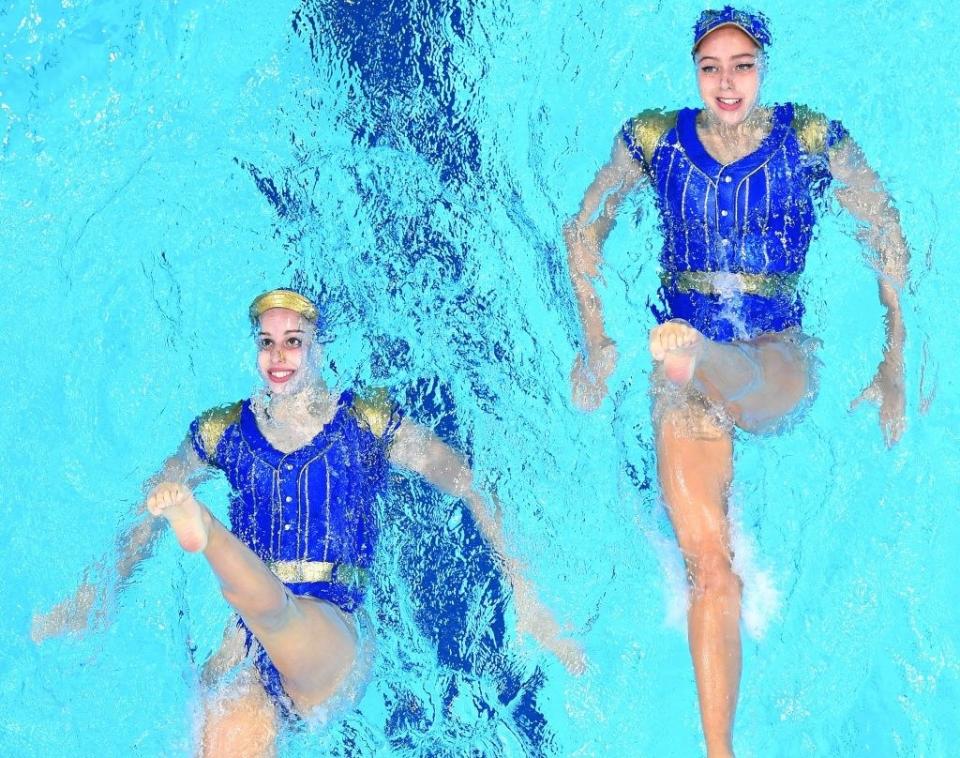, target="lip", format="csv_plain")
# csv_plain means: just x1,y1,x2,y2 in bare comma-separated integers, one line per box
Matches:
716,96,742,112
267,368,295,384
